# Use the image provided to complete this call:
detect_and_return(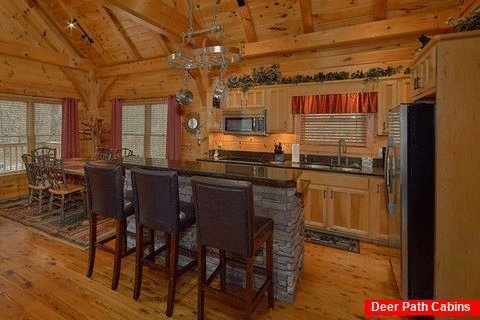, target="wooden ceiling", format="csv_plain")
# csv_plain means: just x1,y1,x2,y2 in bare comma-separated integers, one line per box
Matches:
0,0,469,71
